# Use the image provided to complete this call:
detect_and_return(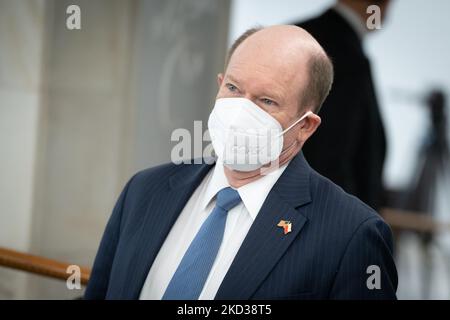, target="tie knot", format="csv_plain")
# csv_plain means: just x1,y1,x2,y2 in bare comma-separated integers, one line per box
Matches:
216,187,241,211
